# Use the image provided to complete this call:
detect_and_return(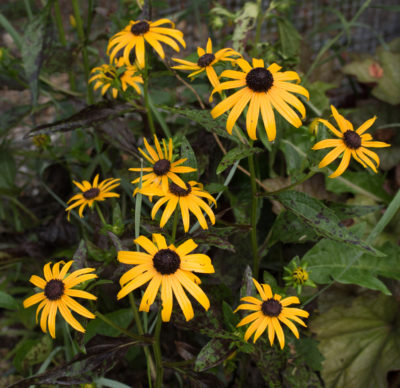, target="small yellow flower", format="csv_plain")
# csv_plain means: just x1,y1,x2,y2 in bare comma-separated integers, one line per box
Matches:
23,261,97,338
139,181,216,233
312,105,391,178
32,134,50,148
235,278,309,348
172,38,241,89
89,63,143,98
211,58,309,141
66,174,120,220
107,19,186,68
130,135,196,195
117,234,214,321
